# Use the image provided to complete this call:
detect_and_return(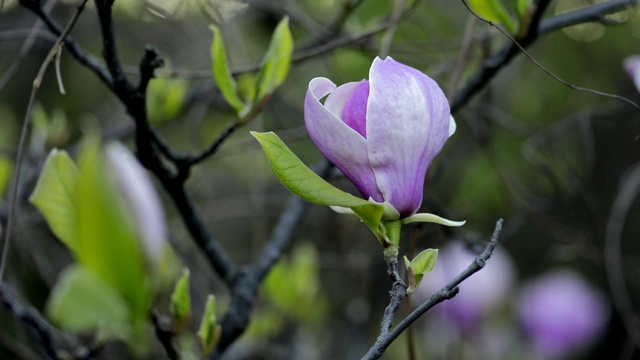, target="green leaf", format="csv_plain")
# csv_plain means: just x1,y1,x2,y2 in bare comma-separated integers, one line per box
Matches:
147,78,188,124
198,295,221,357
0,156,12,199
251,131,385,238
210,25,245,115
405,249,438,295
75,139,150,322
252,17,293,103
515,0,531,18
29,149,80,252
46,265,130,335
469,0,516,34
170,268,191,334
